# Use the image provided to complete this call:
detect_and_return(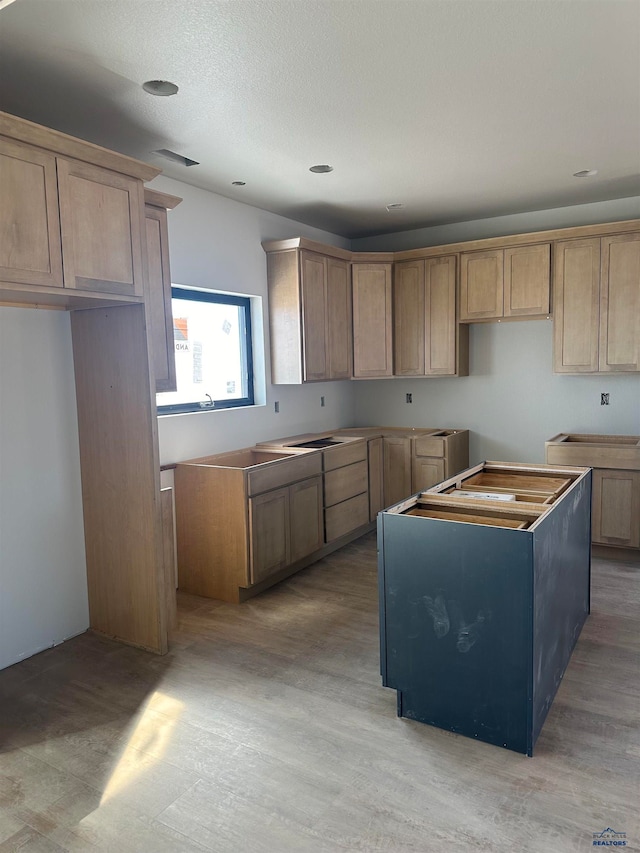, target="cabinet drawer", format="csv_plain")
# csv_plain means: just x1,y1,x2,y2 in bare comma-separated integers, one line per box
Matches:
323,440,367,471
247,452,322,495
325,492,370,543
324,460,368,507
414,436,445,457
